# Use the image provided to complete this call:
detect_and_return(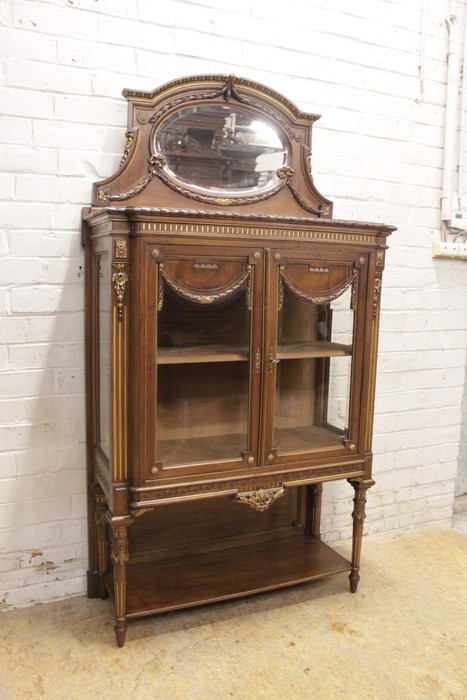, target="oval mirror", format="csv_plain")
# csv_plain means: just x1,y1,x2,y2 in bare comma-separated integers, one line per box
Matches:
154,105,288,196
